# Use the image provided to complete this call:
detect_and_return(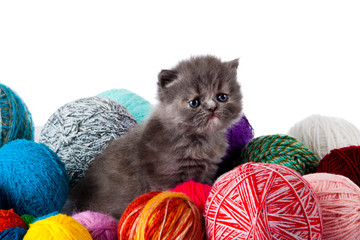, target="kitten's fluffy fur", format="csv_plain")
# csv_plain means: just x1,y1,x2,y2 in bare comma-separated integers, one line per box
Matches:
70,56,243,218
